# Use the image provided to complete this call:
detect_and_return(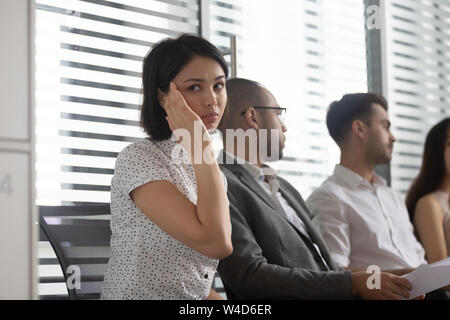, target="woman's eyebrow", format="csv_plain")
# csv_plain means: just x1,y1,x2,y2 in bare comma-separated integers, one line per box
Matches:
183,75,225,83
184,78,204,83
